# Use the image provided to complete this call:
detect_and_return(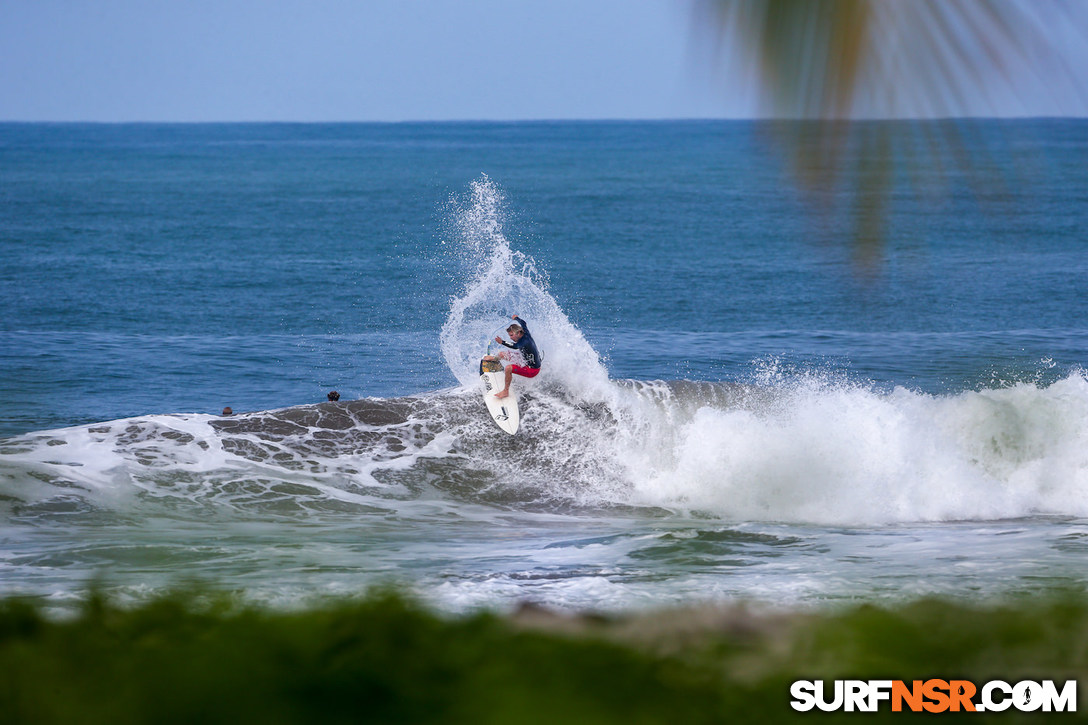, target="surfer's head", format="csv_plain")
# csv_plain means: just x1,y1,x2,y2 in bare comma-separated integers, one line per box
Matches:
506,324,523,341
